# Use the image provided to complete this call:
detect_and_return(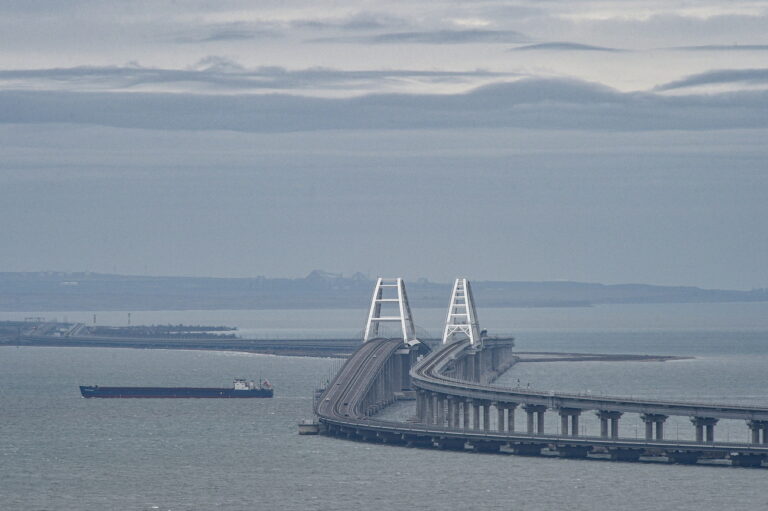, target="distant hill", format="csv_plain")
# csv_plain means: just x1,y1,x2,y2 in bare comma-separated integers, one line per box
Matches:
0,270,765,311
